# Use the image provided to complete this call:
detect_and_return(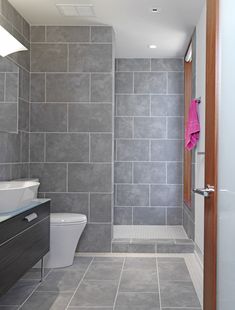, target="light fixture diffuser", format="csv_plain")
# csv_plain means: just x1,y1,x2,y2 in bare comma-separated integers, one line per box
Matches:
0,26,27,57
148,44,157,49
56,4,95,17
